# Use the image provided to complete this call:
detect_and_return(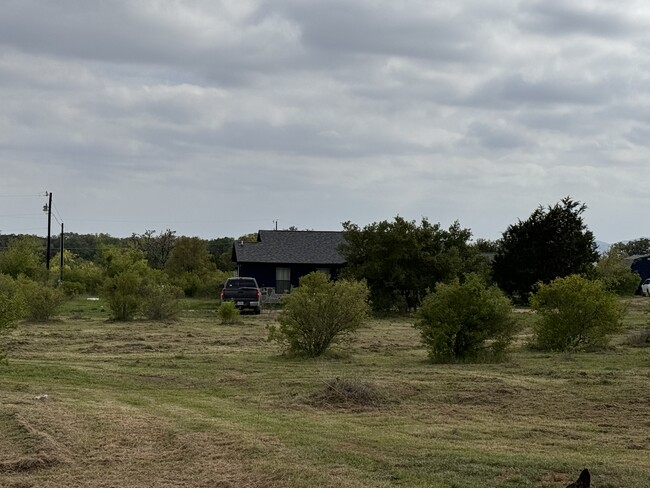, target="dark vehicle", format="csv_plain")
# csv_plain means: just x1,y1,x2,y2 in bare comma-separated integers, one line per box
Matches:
220,277,262,314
